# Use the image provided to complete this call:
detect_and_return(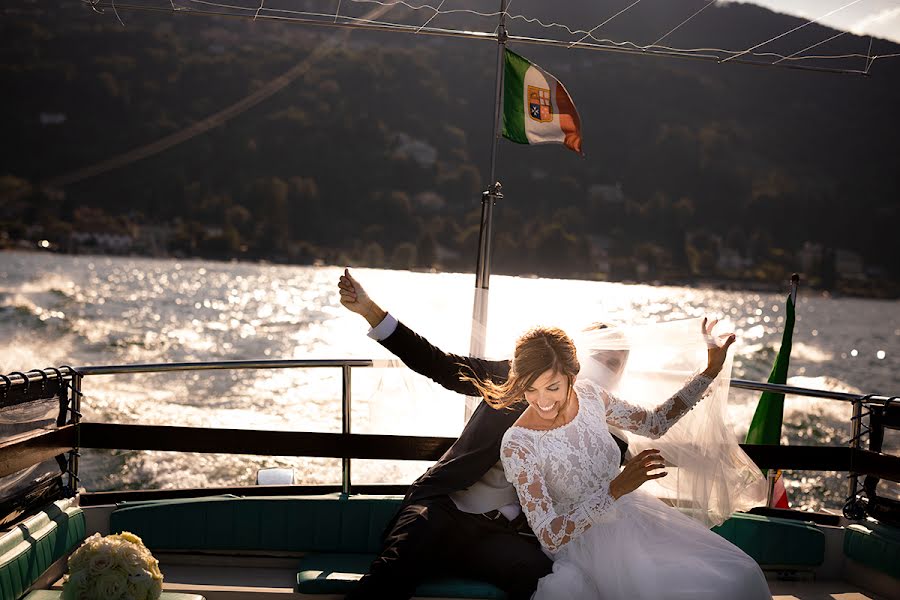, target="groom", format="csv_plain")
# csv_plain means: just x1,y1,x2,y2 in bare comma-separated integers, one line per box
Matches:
338,269,629,600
